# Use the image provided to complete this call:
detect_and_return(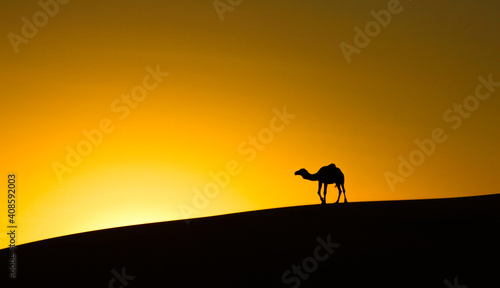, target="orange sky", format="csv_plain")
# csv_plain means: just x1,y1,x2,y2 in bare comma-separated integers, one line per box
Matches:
1,0,499,248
